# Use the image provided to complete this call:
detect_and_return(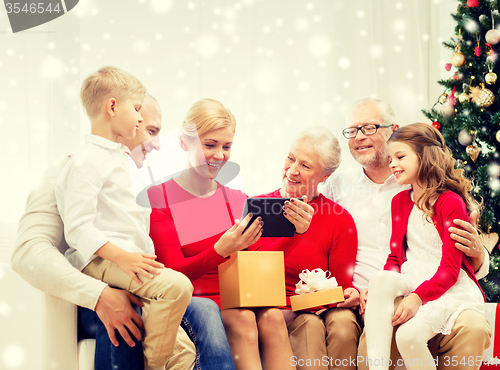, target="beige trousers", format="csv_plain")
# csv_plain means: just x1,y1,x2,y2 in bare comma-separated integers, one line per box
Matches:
83,257,193,368
164,326,196,370
288,308,362,370
358,305,492,370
